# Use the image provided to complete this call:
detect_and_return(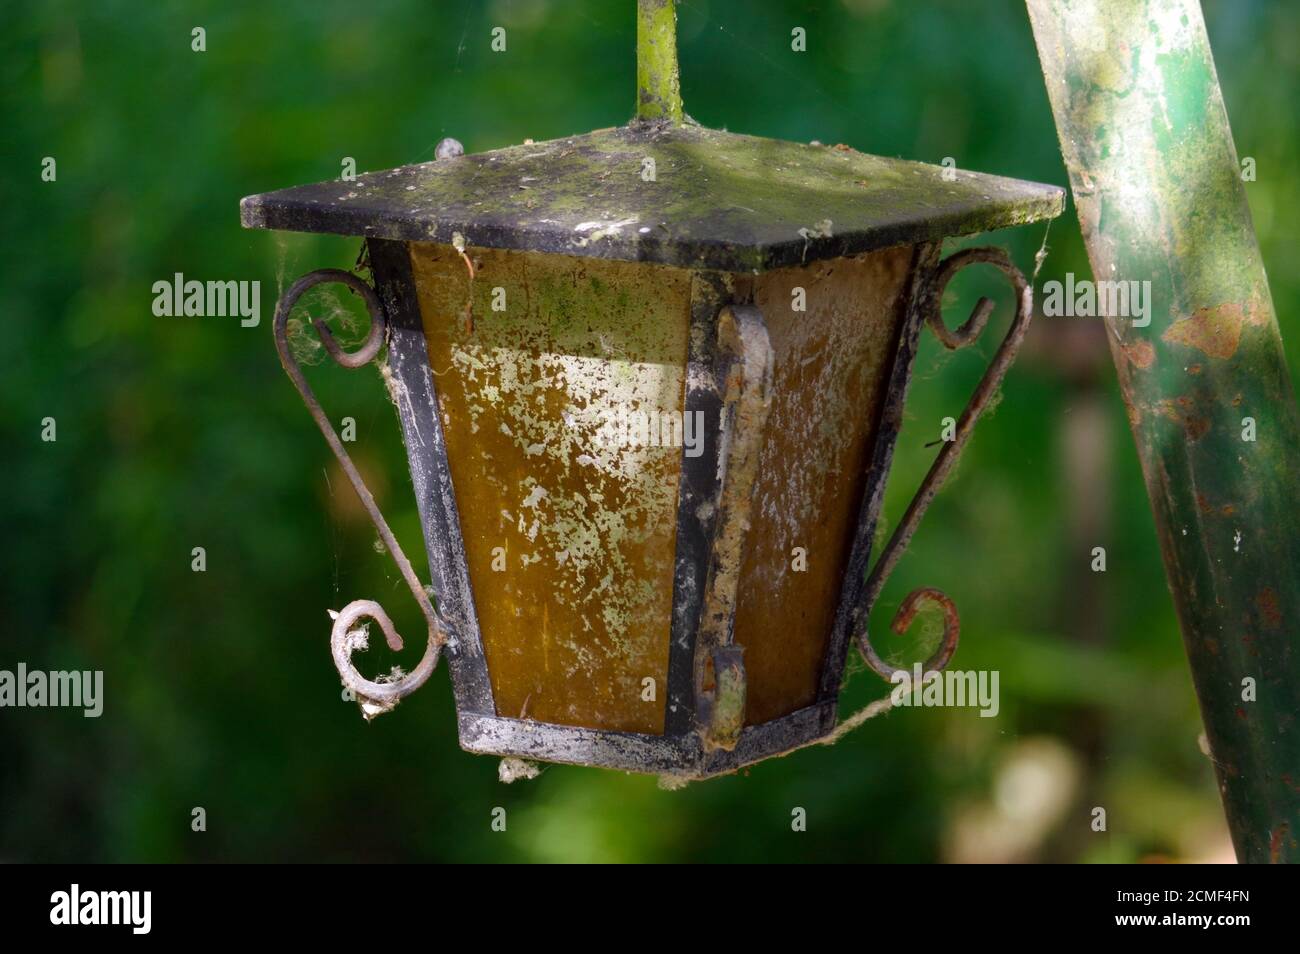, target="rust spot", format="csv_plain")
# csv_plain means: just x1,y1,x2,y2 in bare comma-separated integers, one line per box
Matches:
1270,823,1289,864
1122,338,1155,369
1195,494,1236,518
1187,363,1202,375
1156,398,1210,441
1204,636,1219,656
1162,299,1266,360
1257,587,1282,630
1121,395,1141,427
1236,706,1247,720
